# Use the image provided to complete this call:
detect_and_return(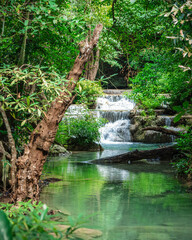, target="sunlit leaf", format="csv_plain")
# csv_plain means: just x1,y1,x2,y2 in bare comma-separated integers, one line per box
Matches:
0,210,12,240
